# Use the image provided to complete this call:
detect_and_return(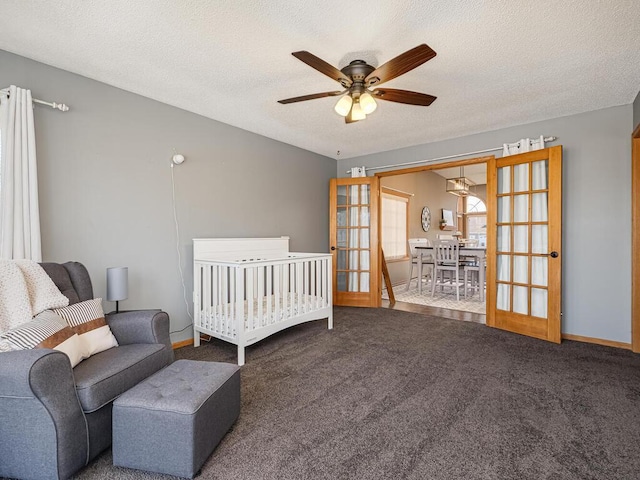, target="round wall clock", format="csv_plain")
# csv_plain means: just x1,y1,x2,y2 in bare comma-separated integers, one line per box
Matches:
421,206,431,232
